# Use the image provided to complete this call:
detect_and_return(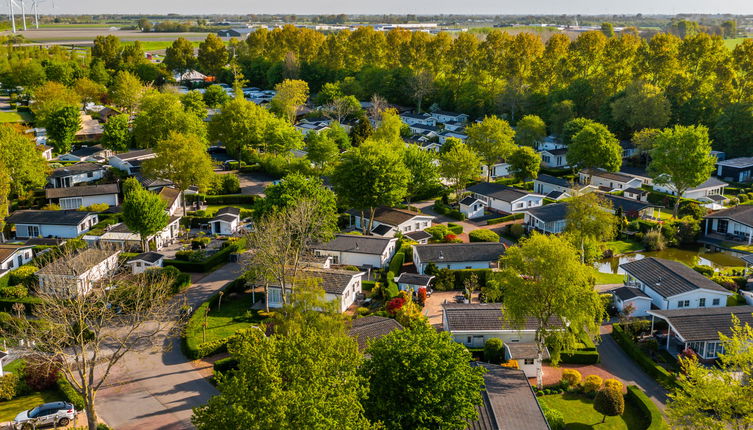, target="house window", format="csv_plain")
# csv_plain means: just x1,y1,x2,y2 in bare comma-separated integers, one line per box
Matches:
716,219,728,234
712,298,720,306
677,300,690,308
269,288,282,304
524,358,534,365
87,172,94,178
699,298,706,307
465,266,472,269
542,155,551,163
467,336,472,344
